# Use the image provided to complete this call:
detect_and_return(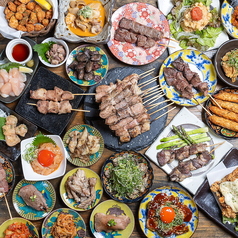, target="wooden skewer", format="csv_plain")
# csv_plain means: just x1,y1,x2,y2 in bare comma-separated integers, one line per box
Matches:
209,94,222,109
158,43,176,48
143,93,165,105
139,68,155,77
139,76,160,88
146,99,171,109
144,94,165,106
4,194,12,220
152,106,177,122
164,37,179,43
141,85,162,95
142,87,163,97
143,90,163,99
139,75,160,87
73,93,96,96
193,98,212,116
27,103,90,113
140,69,155,79
206,142,225,148
149,102,174,115
209,141,225,154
